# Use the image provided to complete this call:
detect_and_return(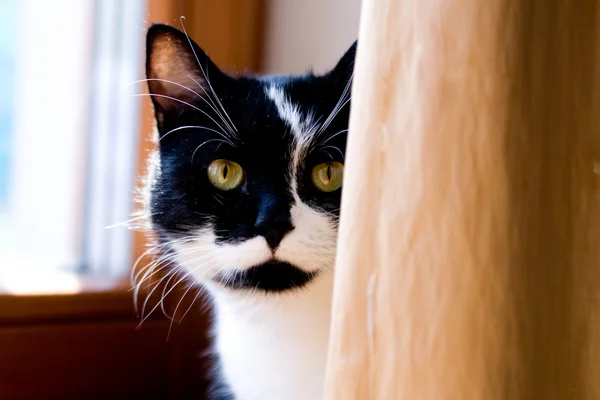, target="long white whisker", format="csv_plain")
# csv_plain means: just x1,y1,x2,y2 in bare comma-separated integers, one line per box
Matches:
321,145,345,160
317,75,353,136
135,258,177,313
132,237,203,312
131,236,197,285
139,253,215,321
158,254,215,320
191,139,231,165
164,261,223,333
319,129,348,147
187,75,237,136
320,96,352,136
135,77,237,139
132,243,173,289
159,125,235,146
179,17,238,134
136,245,215,290
133,78,204,99
137,251,196,294
322,149,335,160
166,282,198,340
104,215,152,230
138,249,211,321
178,289,203,323
131,93,233,141
138,266,179,322
137,259,213,328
